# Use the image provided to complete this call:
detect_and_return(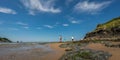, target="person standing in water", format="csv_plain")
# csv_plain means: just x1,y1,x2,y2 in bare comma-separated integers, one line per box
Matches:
72,36,74,42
